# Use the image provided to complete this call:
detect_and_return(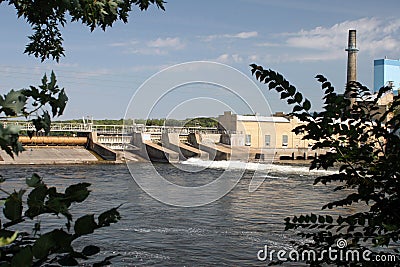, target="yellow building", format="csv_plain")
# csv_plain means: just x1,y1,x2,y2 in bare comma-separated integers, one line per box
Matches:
218,111,312,149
